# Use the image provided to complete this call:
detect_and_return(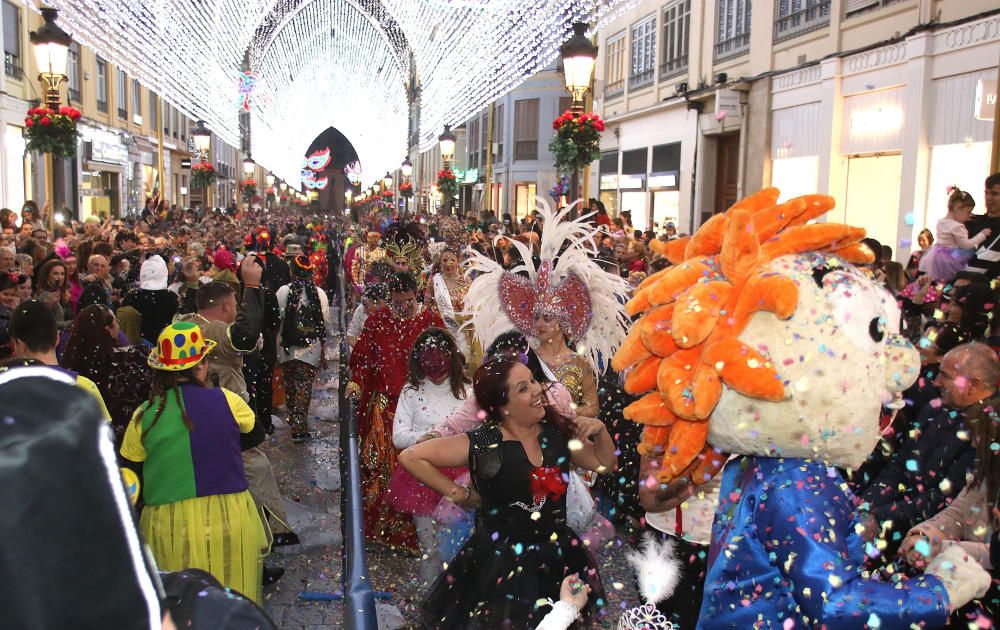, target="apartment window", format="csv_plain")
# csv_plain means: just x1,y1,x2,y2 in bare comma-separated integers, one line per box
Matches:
661,1,690,80
558,96,572,116
163,103,170,134
132,79,142,120
629,16,656,90
716,0,752,61
513,98,539,161
496,104,504,163
96,58,108,112
117,69,127,118
3,1,21,80
468,118,480,169
774,0,830,41
172,107,179,138
67,43,80,102
845,0,901,16
480,114,488,167
604,32,625,99
149,93,158,129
